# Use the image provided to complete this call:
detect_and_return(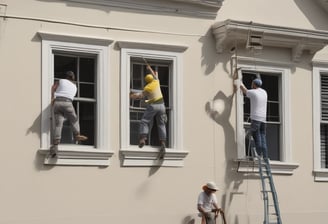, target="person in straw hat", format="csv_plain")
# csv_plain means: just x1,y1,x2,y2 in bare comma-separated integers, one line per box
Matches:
197,181,223,224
